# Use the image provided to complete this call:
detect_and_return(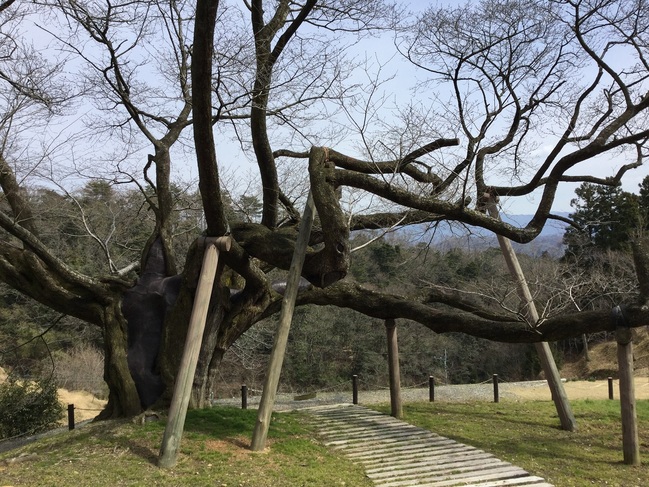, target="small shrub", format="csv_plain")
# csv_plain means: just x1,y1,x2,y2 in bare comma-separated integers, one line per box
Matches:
0,376,64,439
54,343,107,399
